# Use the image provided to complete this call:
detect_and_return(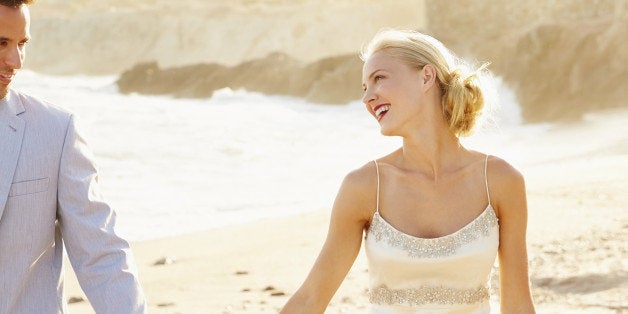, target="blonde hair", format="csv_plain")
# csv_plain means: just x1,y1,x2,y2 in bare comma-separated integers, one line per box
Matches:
0,0,34,7
361,29,488,137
